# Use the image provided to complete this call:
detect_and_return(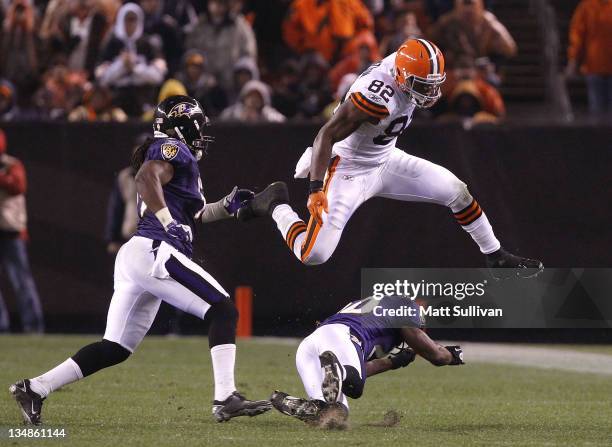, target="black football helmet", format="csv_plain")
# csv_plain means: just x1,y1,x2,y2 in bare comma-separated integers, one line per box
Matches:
153,95,214,161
